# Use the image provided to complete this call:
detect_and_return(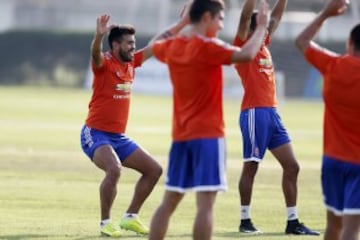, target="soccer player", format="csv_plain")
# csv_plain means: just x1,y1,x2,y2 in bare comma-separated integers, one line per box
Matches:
295,0,360,239
233,0,319,235
147,0,270,239
80,11,189,237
